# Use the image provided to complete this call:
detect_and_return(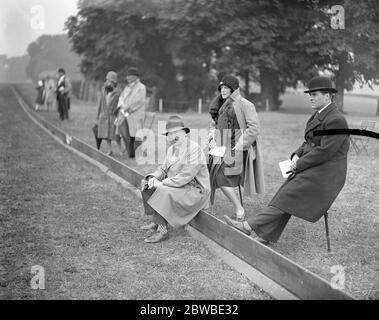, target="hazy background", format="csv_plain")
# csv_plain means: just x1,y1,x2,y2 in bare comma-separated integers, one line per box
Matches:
0,0,78,56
